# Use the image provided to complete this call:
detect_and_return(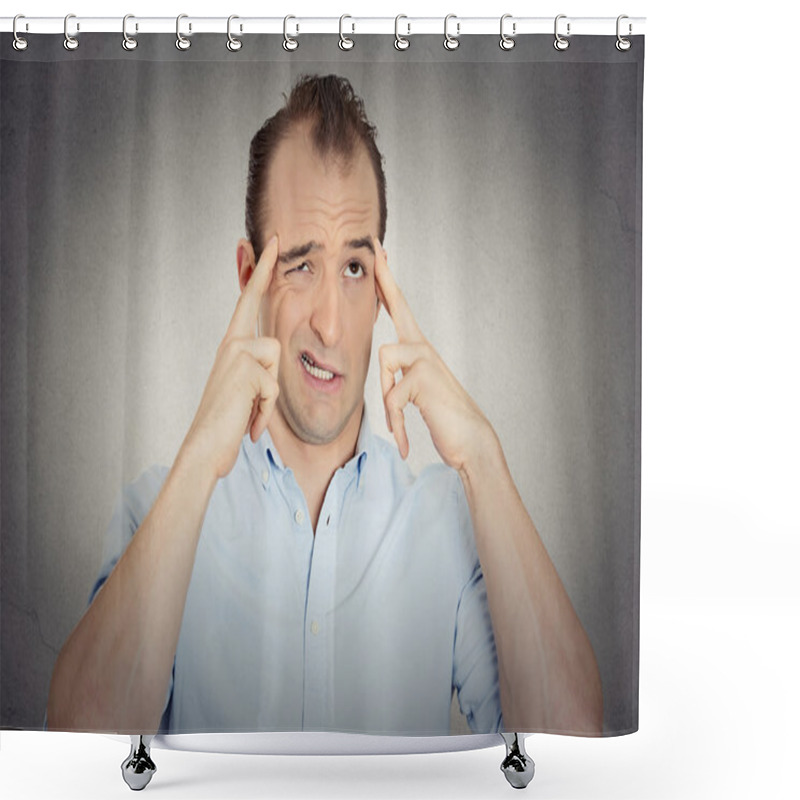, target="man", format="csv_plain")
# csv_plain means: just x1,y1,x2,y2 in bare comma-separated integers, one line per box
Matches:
47,74,602,736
